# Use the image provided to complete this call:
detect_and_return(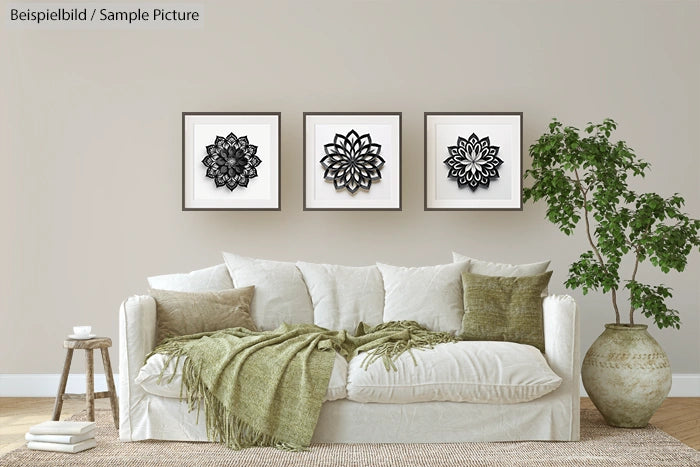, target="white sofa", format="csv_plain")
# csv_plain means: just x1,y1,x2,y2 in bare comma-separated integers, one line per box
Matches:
119,259,580,444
